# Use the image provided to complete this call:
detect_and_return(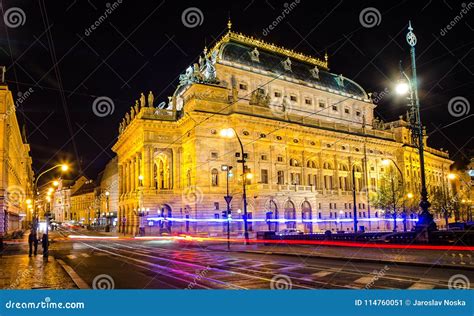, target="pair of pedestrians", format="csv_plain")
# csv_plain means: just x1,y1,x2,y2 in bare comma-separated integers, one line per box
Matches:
28,230,49,257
